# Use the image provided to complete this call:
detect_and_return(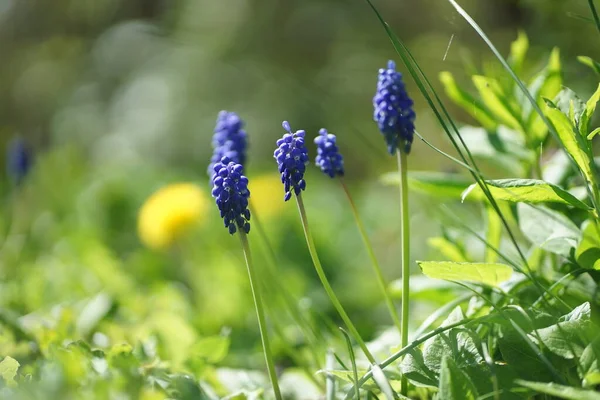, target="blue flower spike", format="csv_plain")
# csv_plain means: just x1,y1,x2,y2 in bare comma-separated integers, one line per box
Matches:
274,121,309,201
7,137,32,184
314,128,344,178
211,156,251,235
373,60,416,155
208,111,248,176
